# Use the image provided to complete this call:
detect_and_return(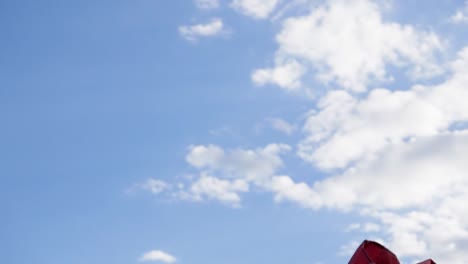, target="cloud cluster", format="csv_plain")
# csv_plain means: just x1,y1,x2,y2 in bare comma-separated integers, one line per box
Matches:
146,144,291,207
268,48,468,262
181,144,290,206
298,47,468,170
254,0,443,92
165,0,468,262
